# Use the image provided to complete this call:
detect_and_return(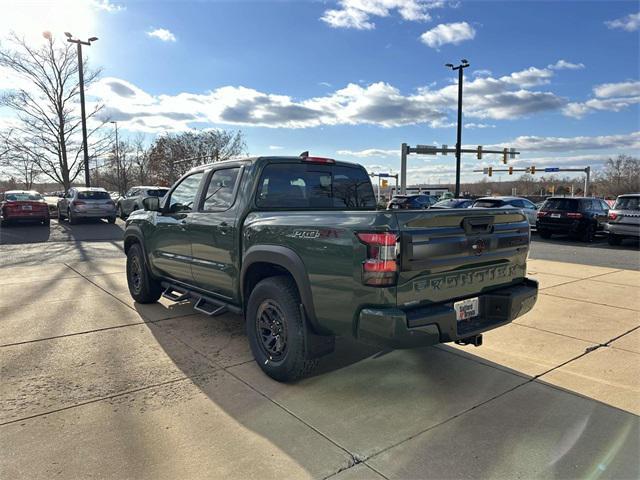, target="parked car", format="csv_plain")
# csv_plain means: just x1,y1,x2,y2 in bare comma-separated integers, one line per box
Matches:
0,190,50,226
605,193,640,245
536,197,609,242
430,198,474,209
57,187,117,224
387,194,438,209
123,154,538,382
472,196,538,227
117,186,170,219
